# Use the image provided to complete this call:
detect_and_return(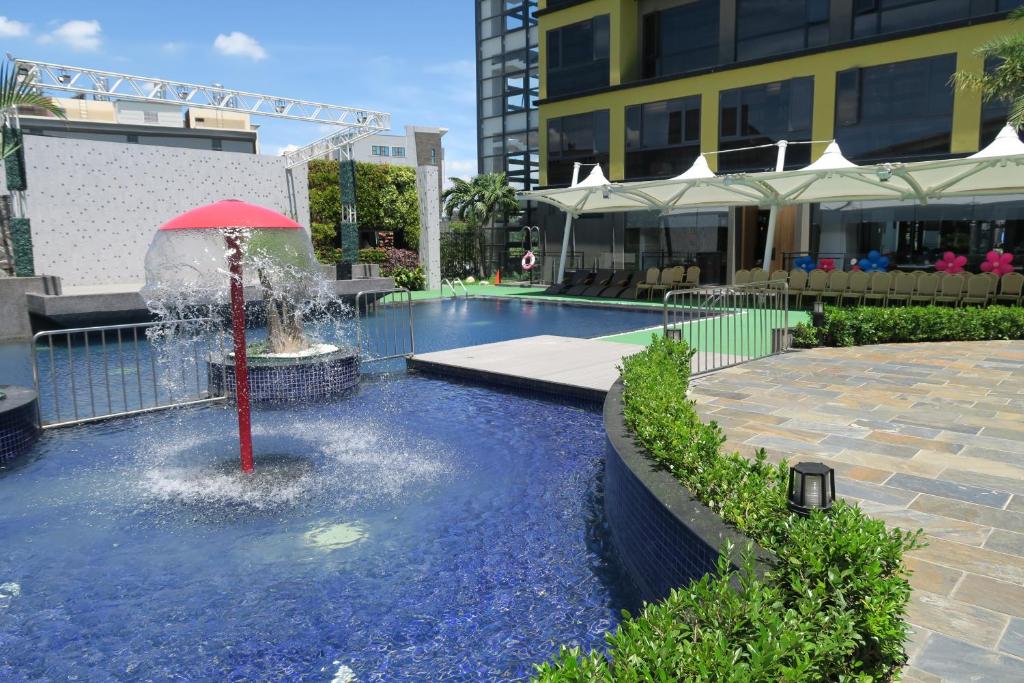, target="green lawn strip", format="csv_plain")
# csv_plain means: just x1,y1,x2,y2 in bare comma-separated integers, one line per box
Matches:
600,309,811,351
